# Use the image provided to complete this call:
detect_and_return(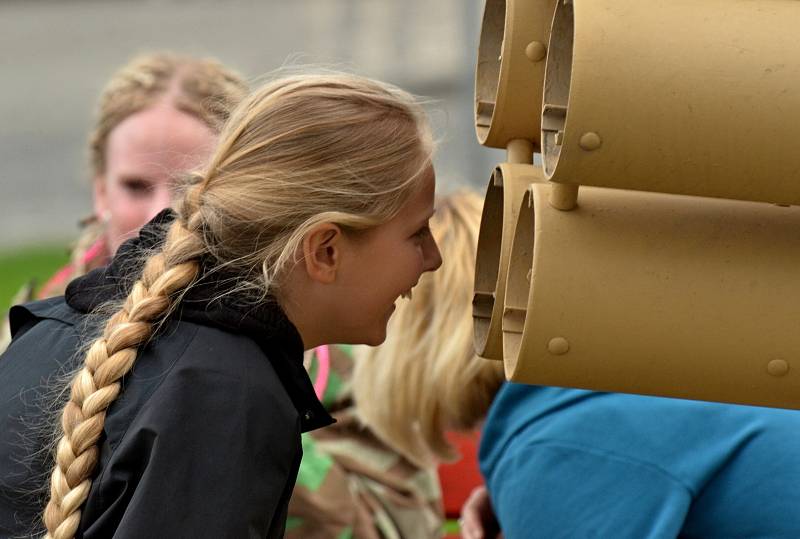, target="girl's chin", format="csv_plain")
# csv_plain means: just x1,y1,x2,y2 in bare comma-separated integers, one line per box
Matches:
366,314,393,347
362,330,388,347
